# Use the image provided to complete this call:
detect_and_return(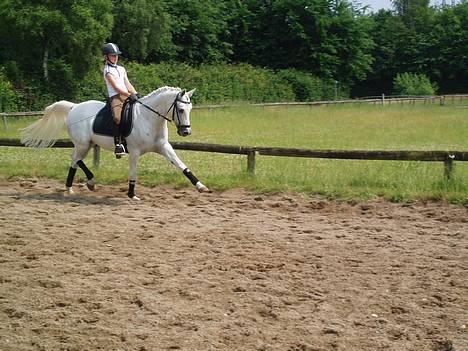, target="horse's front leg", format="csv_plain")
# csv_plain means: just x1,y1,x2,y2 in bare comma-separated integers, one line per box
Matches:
160,142,210,193
128,152,141,200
